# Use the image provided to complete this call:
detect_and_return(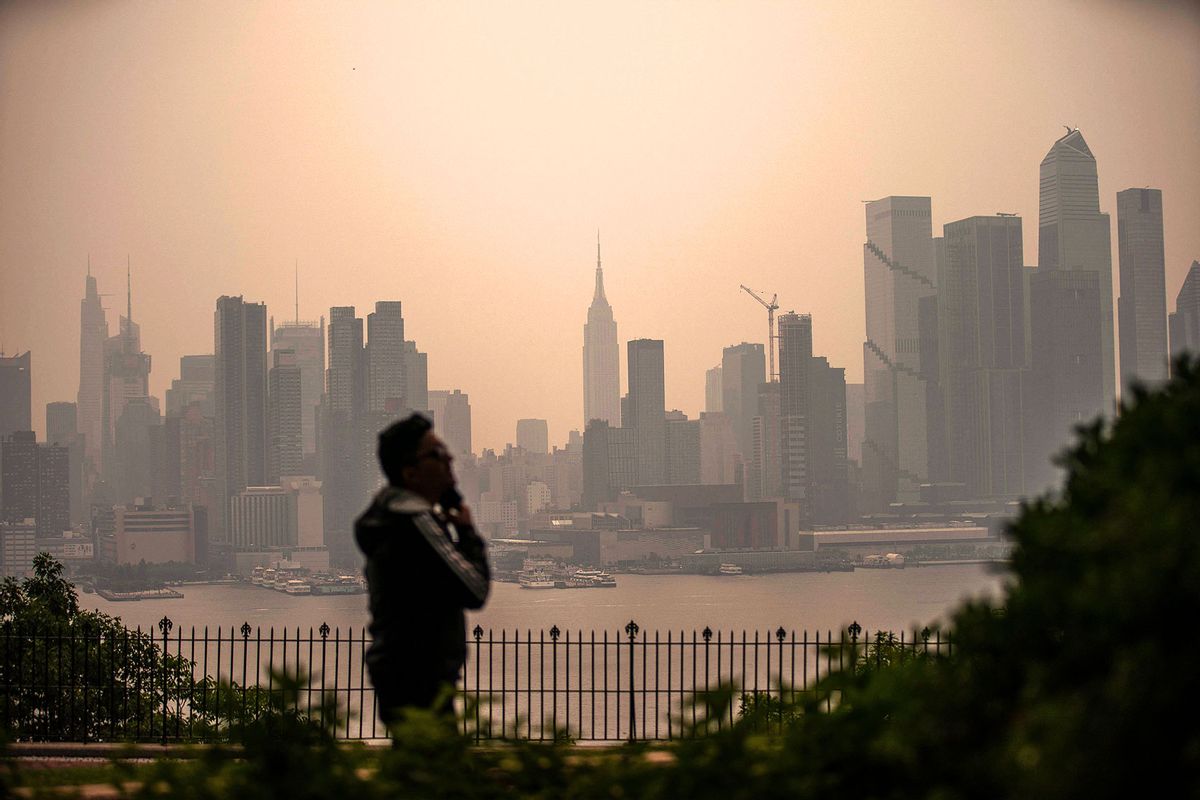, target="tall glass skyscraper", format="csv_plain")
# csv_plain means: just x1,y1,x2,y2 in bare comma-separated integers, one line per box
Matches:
861,196,936,508
1117,187,1168,387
